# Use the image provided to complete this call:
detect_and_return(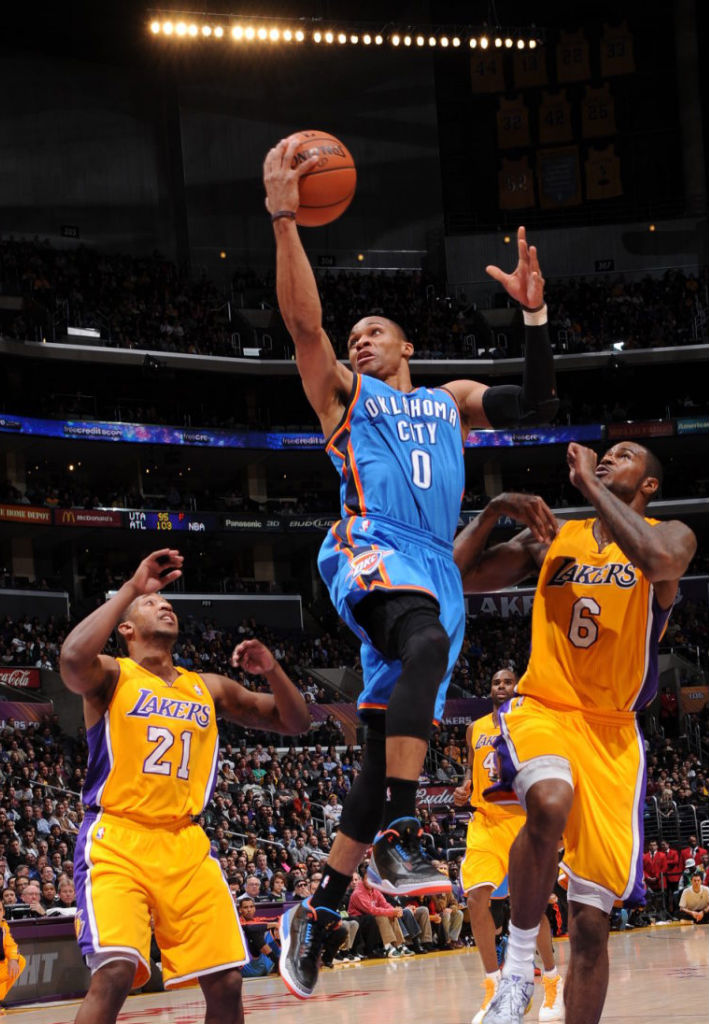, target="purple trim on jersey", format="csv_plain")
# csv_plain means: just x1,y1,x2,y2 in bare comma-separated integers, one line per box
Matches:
625,732,648,907
481,708,519,804
74,811,97,956
632,592,672,711
82,715,111,808
203,736,220,811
